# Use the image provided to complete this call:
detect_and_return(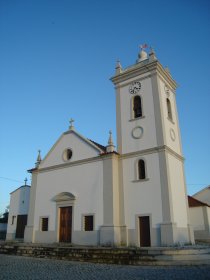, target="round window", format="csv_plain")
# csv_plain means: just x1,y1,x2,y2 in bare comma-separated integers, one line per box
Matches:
132,126,144,139
63,149,73,161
